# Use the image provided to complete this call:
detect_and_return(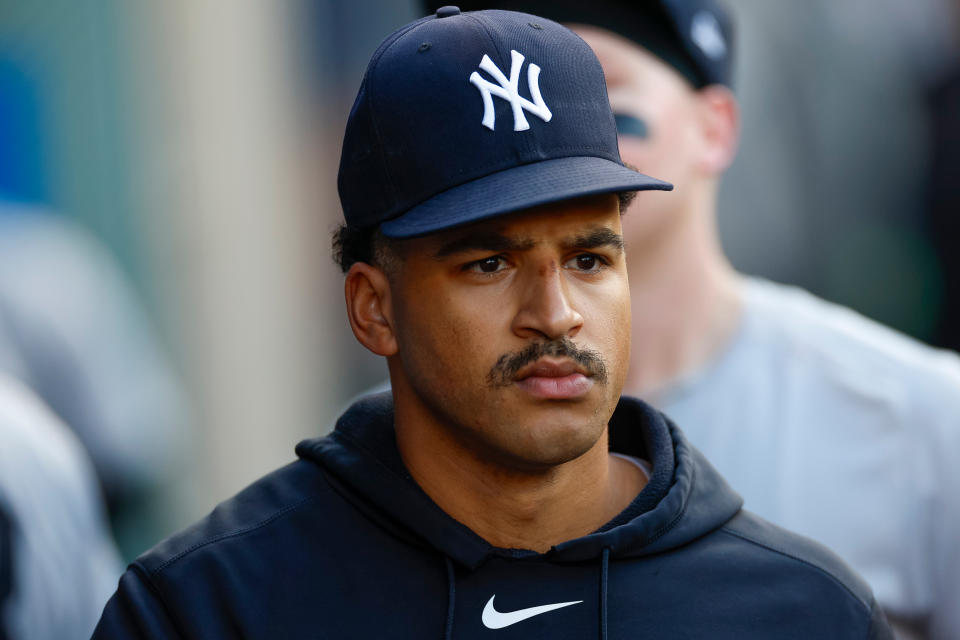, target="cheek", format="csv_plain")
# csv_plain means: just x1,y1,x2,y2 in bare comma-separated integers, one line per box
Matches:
603,295,632,395
394,287,503,381
605,285,632,356
578,277,631,364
